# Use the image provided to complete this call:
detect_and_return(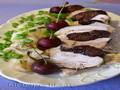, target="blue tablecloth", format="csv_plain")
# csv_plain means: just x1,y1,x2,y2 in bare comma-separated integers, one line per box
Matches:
0,0,120,90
